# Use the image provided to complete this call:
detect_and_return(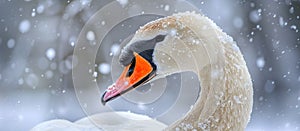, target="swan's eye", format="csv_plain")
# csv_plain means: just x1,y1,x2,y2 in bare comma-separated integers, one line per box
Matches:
126,57,136,77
